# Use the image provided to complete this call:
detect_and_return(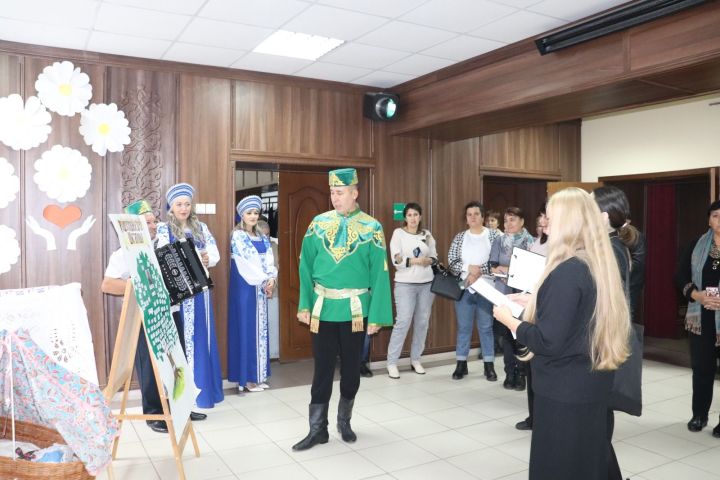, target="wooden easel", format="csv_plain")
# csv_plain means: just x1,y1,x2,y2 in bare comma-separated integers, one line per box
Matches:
103,282,200,480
